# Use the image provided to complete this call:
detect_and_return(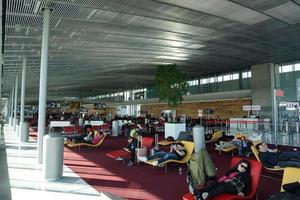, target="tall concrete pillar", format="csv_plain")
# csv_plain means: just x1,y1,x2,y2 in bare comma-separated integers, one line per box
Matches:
9,85,14,126
0,55,2,112
19,57,29,142
13,76,18,131
38,8,51,164
251,63,275,119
